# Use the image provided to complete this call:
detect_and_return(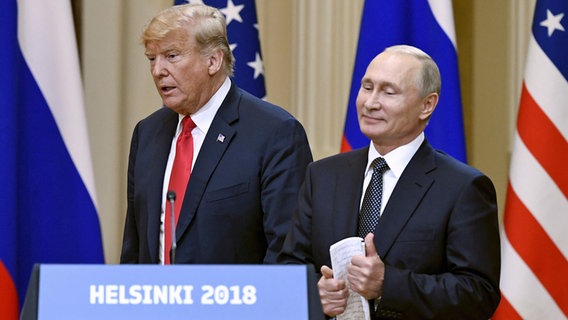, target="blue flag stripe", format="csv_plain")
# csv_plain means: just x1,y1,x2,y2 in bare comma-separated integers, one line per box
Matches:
0,0,104,308
343,0,466,162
